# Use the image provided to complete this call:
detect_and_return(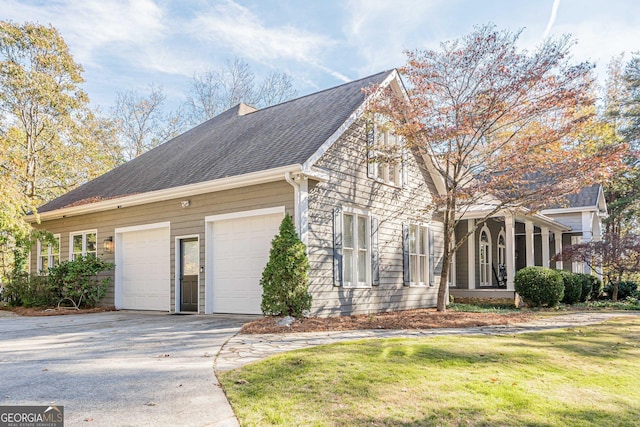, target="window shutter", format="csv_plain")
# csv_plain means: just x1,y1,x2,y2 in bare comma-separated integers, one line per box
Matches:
371,217,380,286
366,120,375,178
428,227,435,286
333,207,343,287
402,224,410,286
